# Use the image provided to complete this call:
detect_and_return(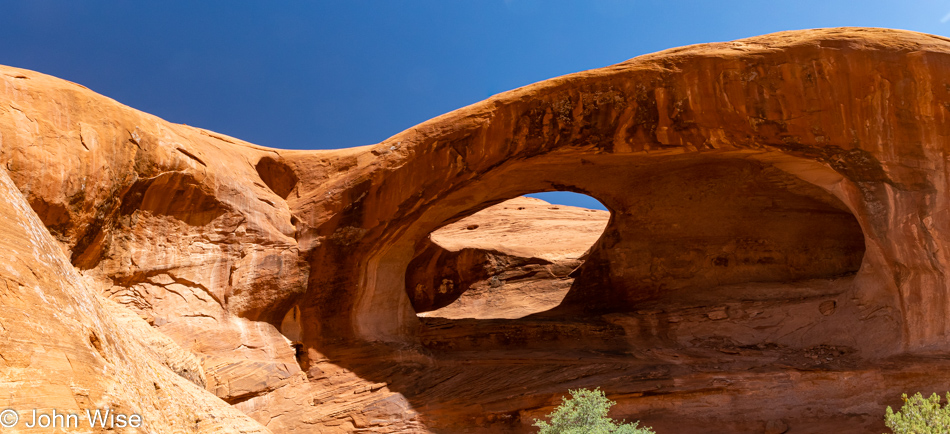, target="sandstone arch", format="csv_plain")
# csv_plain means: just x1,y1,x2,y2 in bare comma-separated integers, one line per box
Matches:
3,27,950,433
293,28,950,355
313,151,878,347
